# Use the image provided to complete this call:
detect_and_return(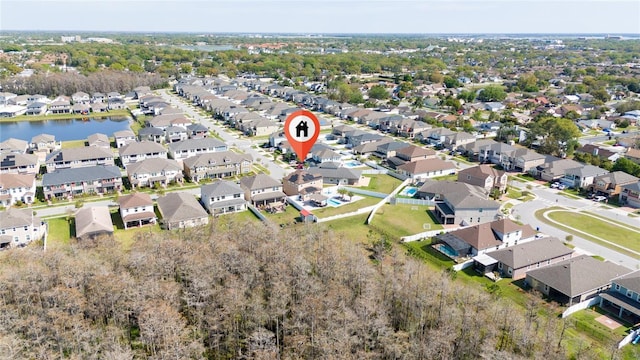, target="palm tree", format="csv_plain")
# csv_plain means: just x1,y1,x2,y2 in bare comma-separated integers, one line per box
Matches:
347,191,355,202
337,188,348,200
